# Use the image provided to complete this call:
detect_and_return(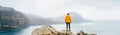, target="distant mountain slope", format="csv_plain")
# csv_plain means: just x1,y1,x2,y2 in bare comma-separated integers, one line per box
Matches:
26,14,63,26
0,6,29,32
49,12,92,23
